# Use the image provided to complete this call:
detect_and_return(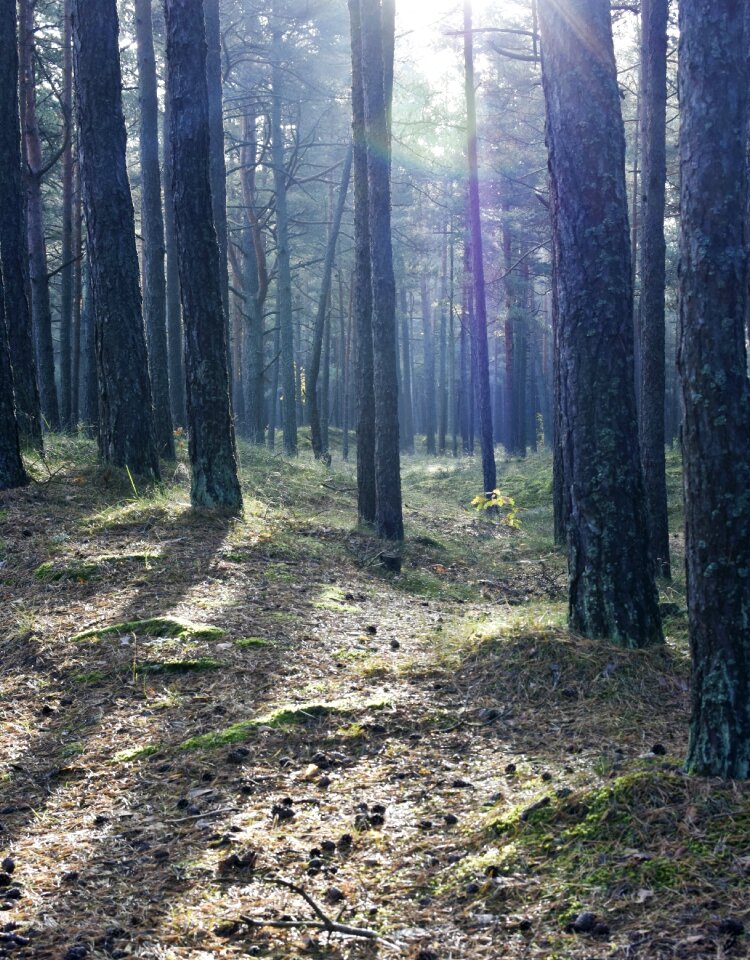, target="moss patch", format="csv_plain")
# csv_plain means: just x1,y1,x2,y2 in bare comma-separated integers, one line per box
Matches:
35,560,101,582
234,636,273,648
112,744,161,764
72,616,225,643
180,697,390,750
